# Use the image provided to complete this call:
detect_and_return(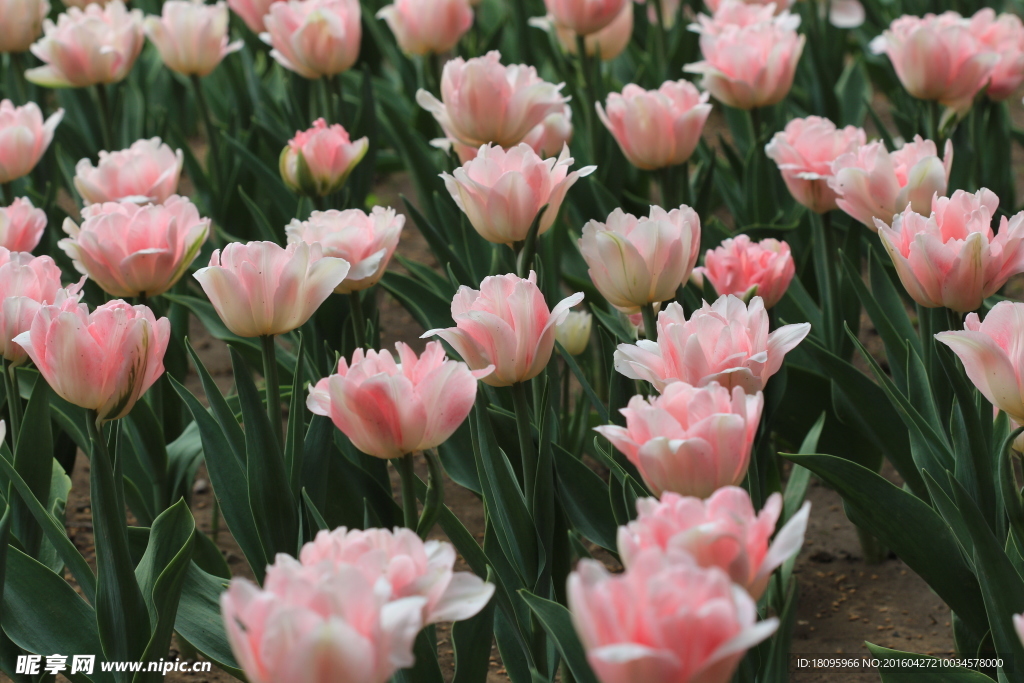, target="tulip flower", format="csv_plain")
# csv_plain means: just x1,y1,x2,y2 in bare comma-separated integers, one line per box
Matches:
829,136,953,230
416,51,569,149
543,0,629,36
532,2,633,60
619,488,810,598
595,381,763,497
614,295,811,393
442,143,595,245
693,235,795,308
969,9,1024,101
0,250,83,365
262,0,361,78
1016,614,1024,648
556,310,593,356
578,205,701,314
640,0,682,28
870,12,997,114
0,100,64,185
74,138,184,205
568,548,778,683
285,206,404,294
26,1,145,88
377,0,474,56
144,0,243,77
423,271,584,387
764,116,866,213
59,196,211,299
0,198,46,253
228,0,282,33
279,119,369,198
521,106,574,159
14,297,170,423
0,0,50,54
596,80,712,170
194,240,351,338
